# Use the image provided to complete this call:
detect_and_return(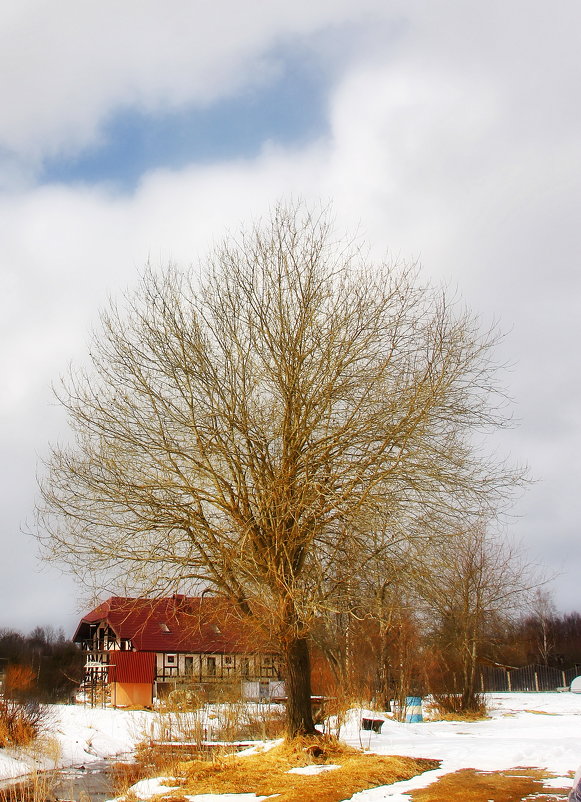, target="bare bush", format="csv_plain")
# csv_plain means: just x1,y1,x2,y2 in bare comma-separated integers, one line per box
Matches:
0,699,50,747
153,706,206,746
212,703,286,742
0,772,57,802
427,692,488,720
418,524,537,711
